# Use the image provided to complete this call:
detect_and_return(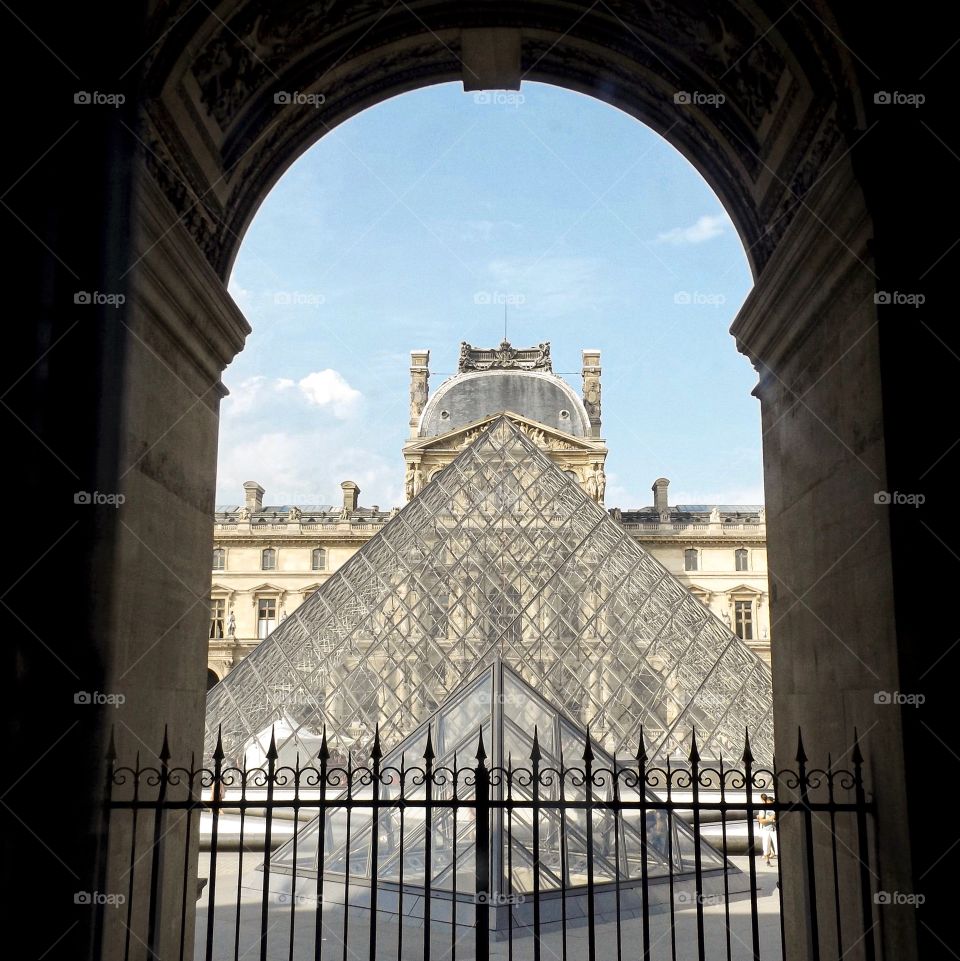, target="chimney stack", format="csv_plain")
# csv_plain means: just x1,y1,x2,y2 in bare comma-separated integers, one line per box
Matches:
652,477,670,520
409,350,430,436
581,350,602,437
341,480,360,513
243,481,265,513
